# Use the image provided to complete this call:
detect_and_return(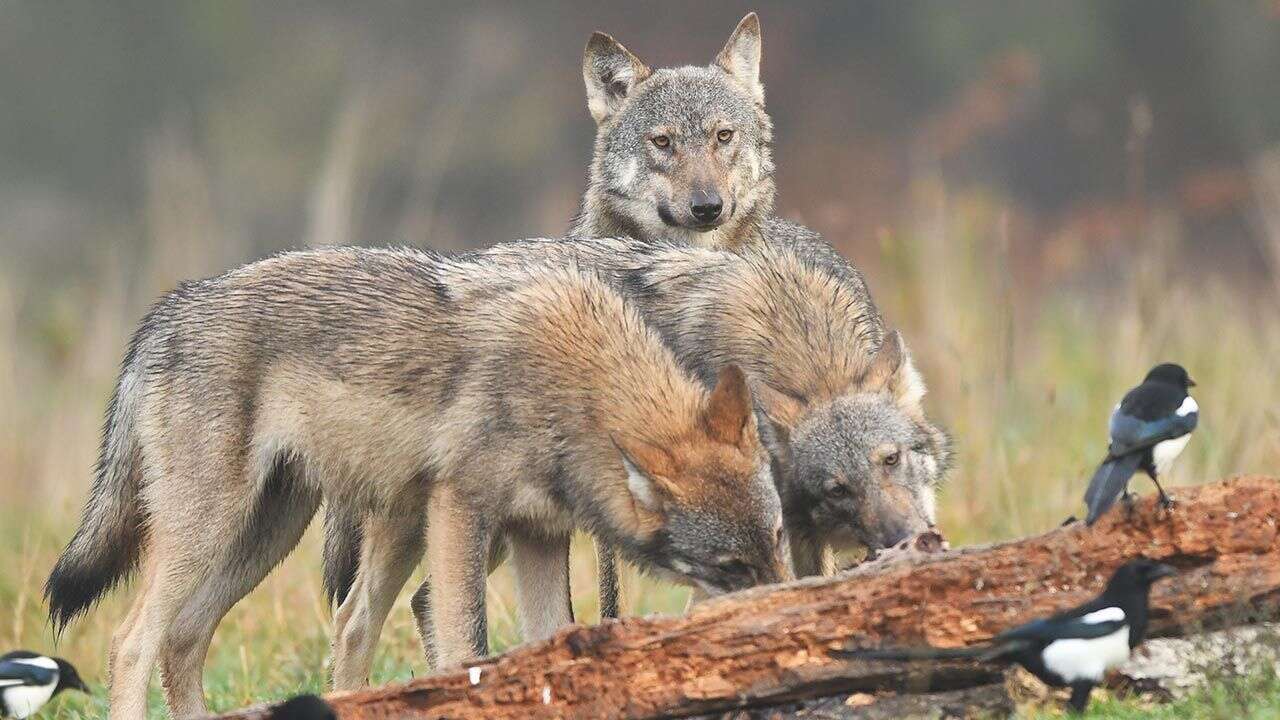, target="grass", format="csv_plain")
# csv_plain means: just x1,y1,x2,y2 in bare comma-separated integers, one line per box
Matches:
1026,669,1280,719
1,180,1278,718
